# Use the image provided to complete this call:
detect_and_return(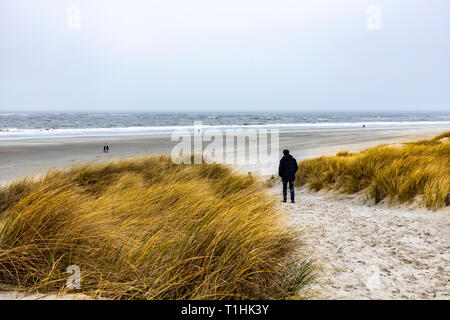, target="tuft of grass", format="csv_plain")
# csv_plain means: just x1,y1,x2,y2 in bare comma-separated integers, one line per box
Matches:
335,151,355,157
296,131,450,210
0,156,316,299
